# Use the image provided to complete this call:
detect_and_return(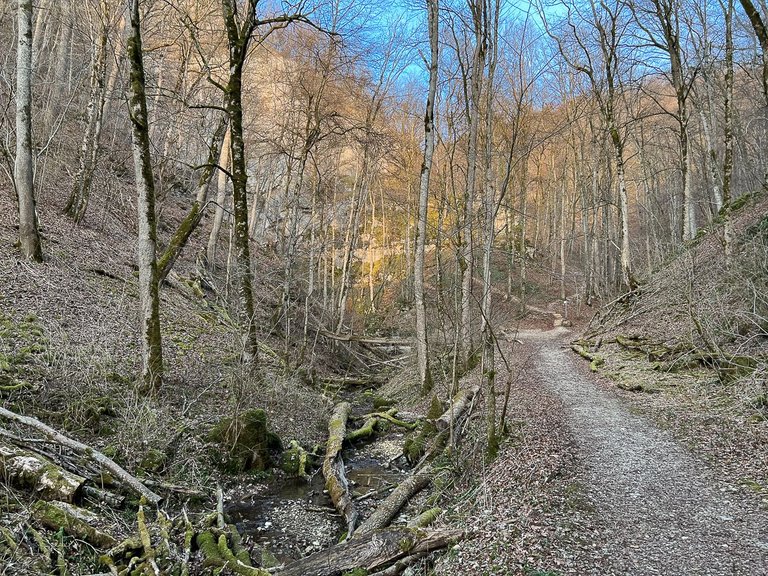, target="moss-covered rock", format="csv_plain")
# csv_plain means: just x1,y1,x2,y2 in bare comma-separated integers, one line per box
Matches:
139,448,167,474
207,409,282,473
280,440,312,477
